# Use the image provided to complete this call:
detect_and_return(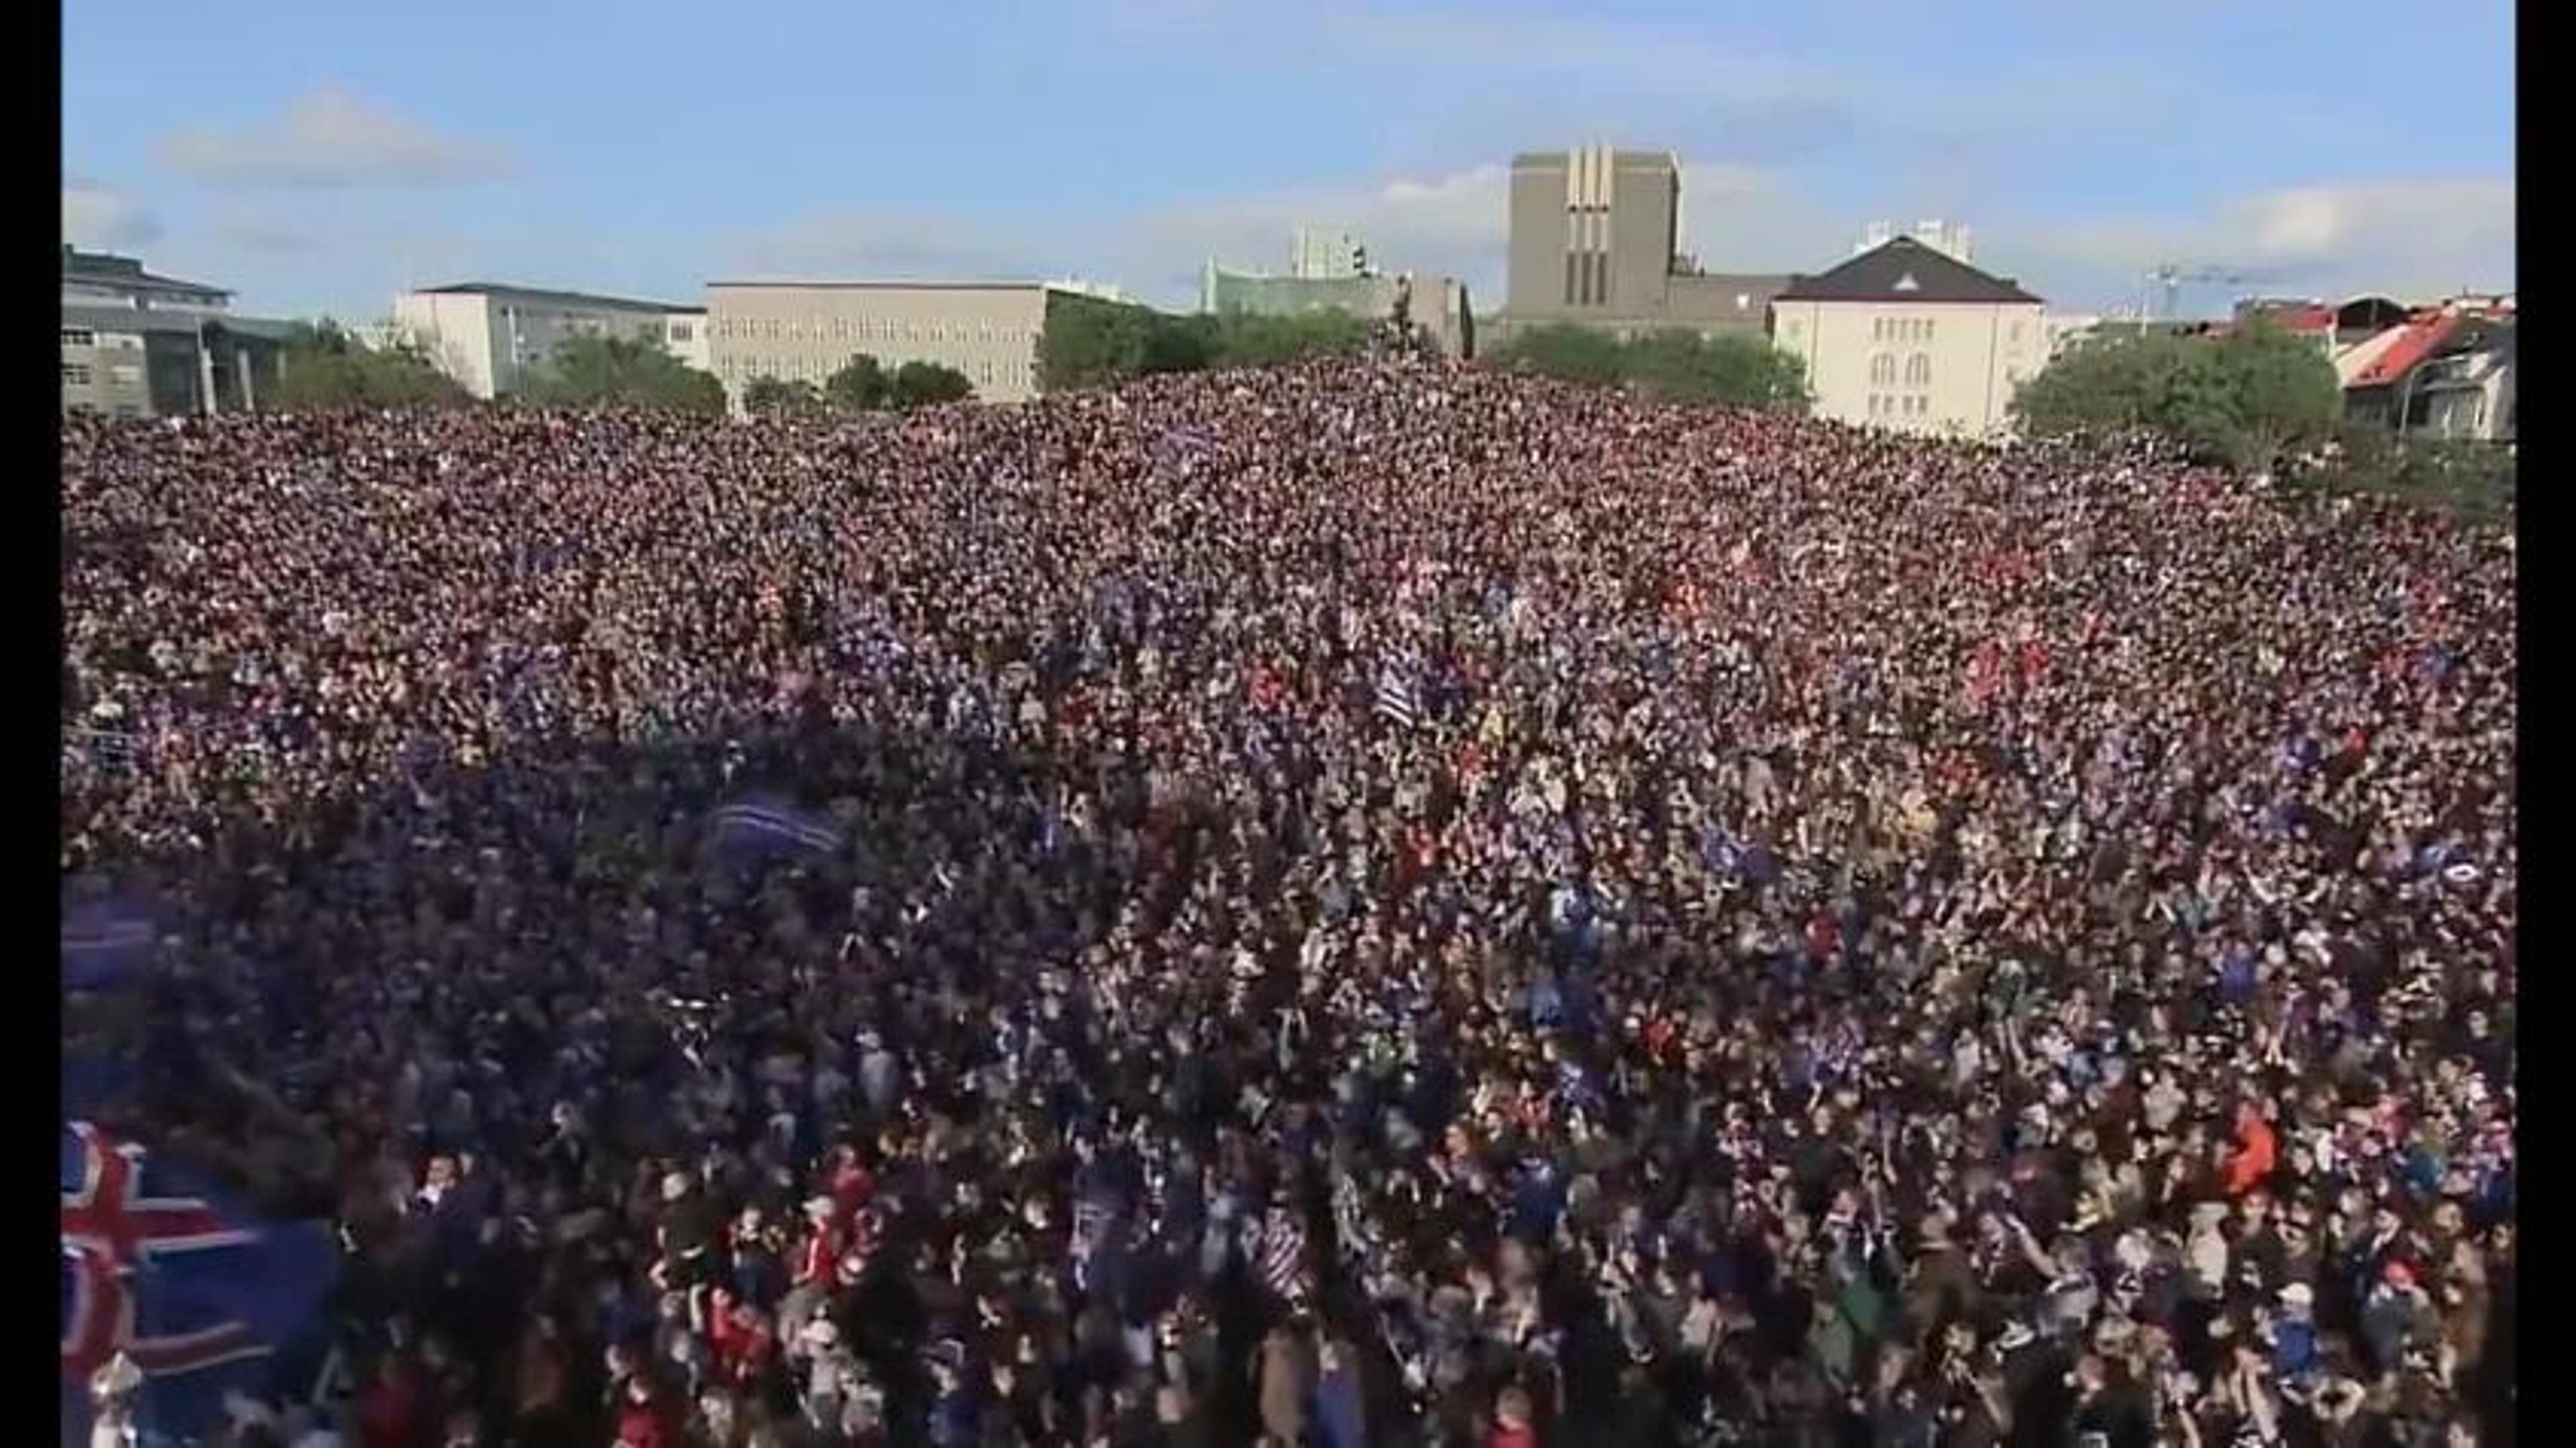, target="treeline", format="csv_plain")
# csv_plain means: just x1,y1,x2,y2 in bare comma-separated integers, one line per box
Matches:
268,322,474,411
1036,295,1372,391
2013,321,2510,519
1483,325,1811,411
268,325,730,414
741,355,976,417
2011,321,2341,476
